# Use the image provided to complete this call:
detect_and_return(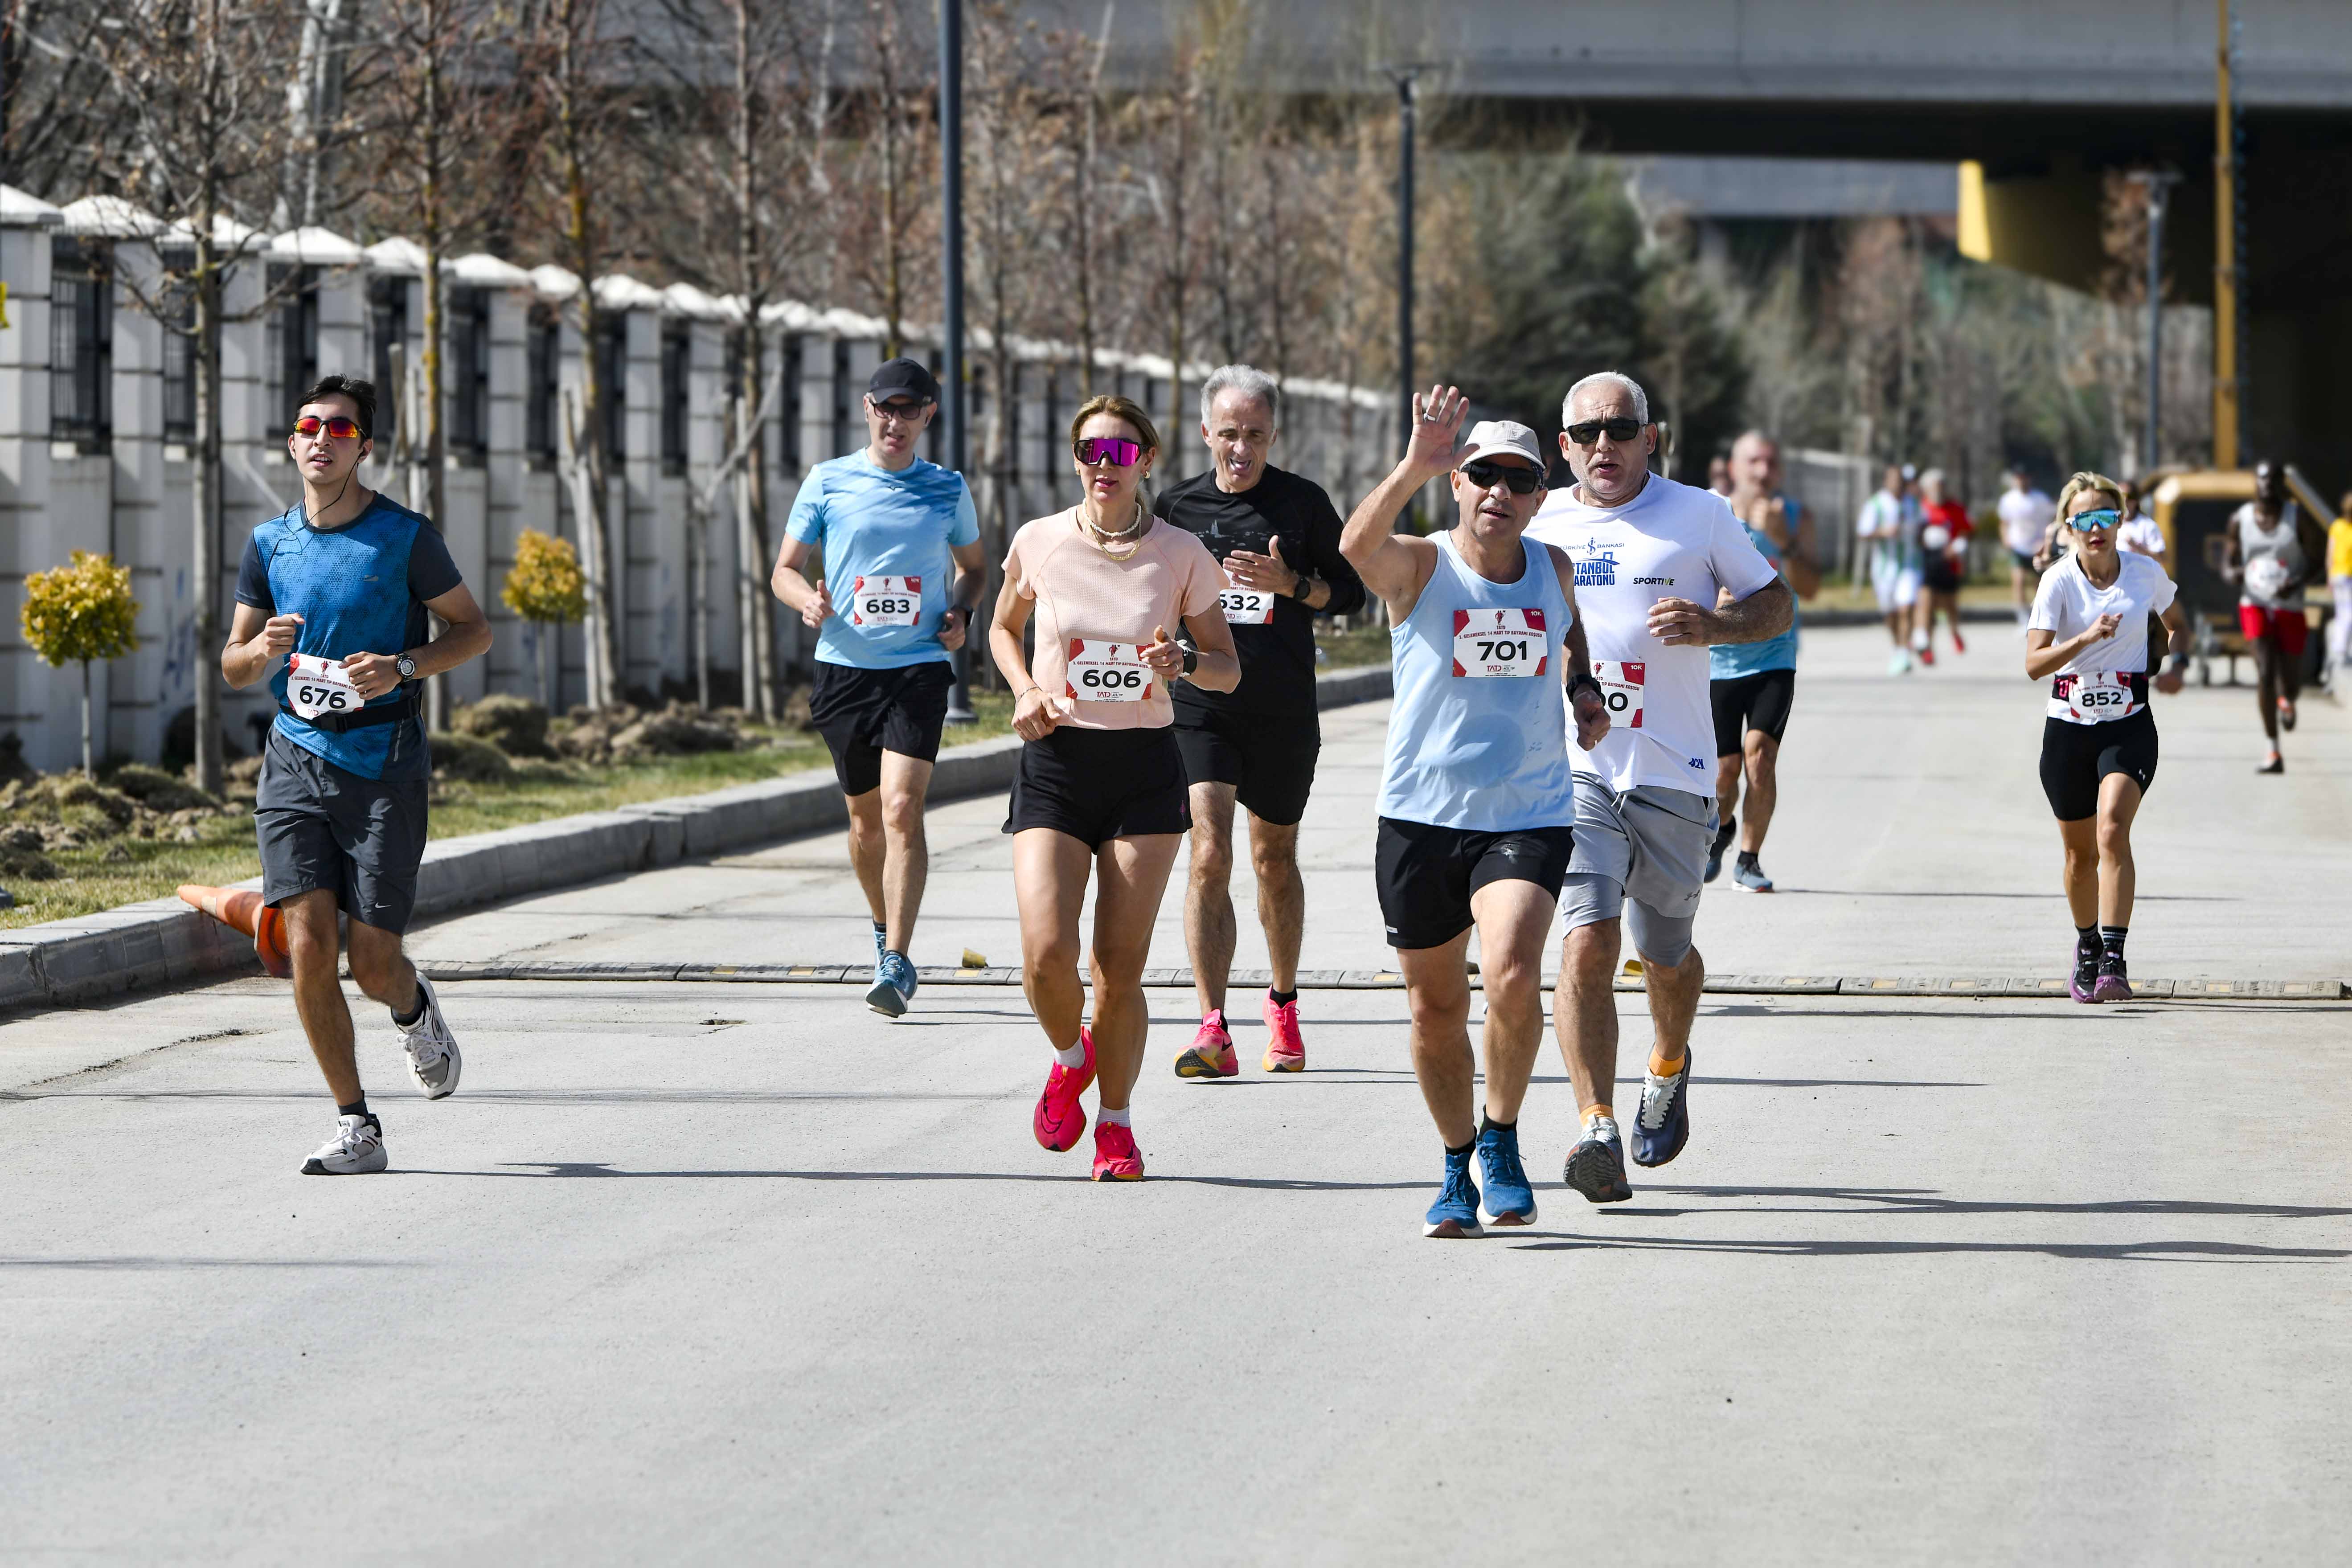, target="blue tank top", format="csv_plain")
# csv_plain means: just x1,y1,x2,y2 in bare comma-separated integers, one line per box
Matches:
1378,532,1576,831
1710,497,1801,679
